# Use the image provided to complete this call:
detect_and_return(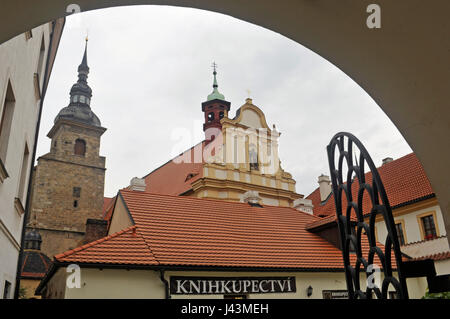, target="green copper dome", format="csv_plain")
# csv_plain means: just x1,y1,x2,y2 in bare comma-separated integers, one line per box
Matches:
207,69,225,101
